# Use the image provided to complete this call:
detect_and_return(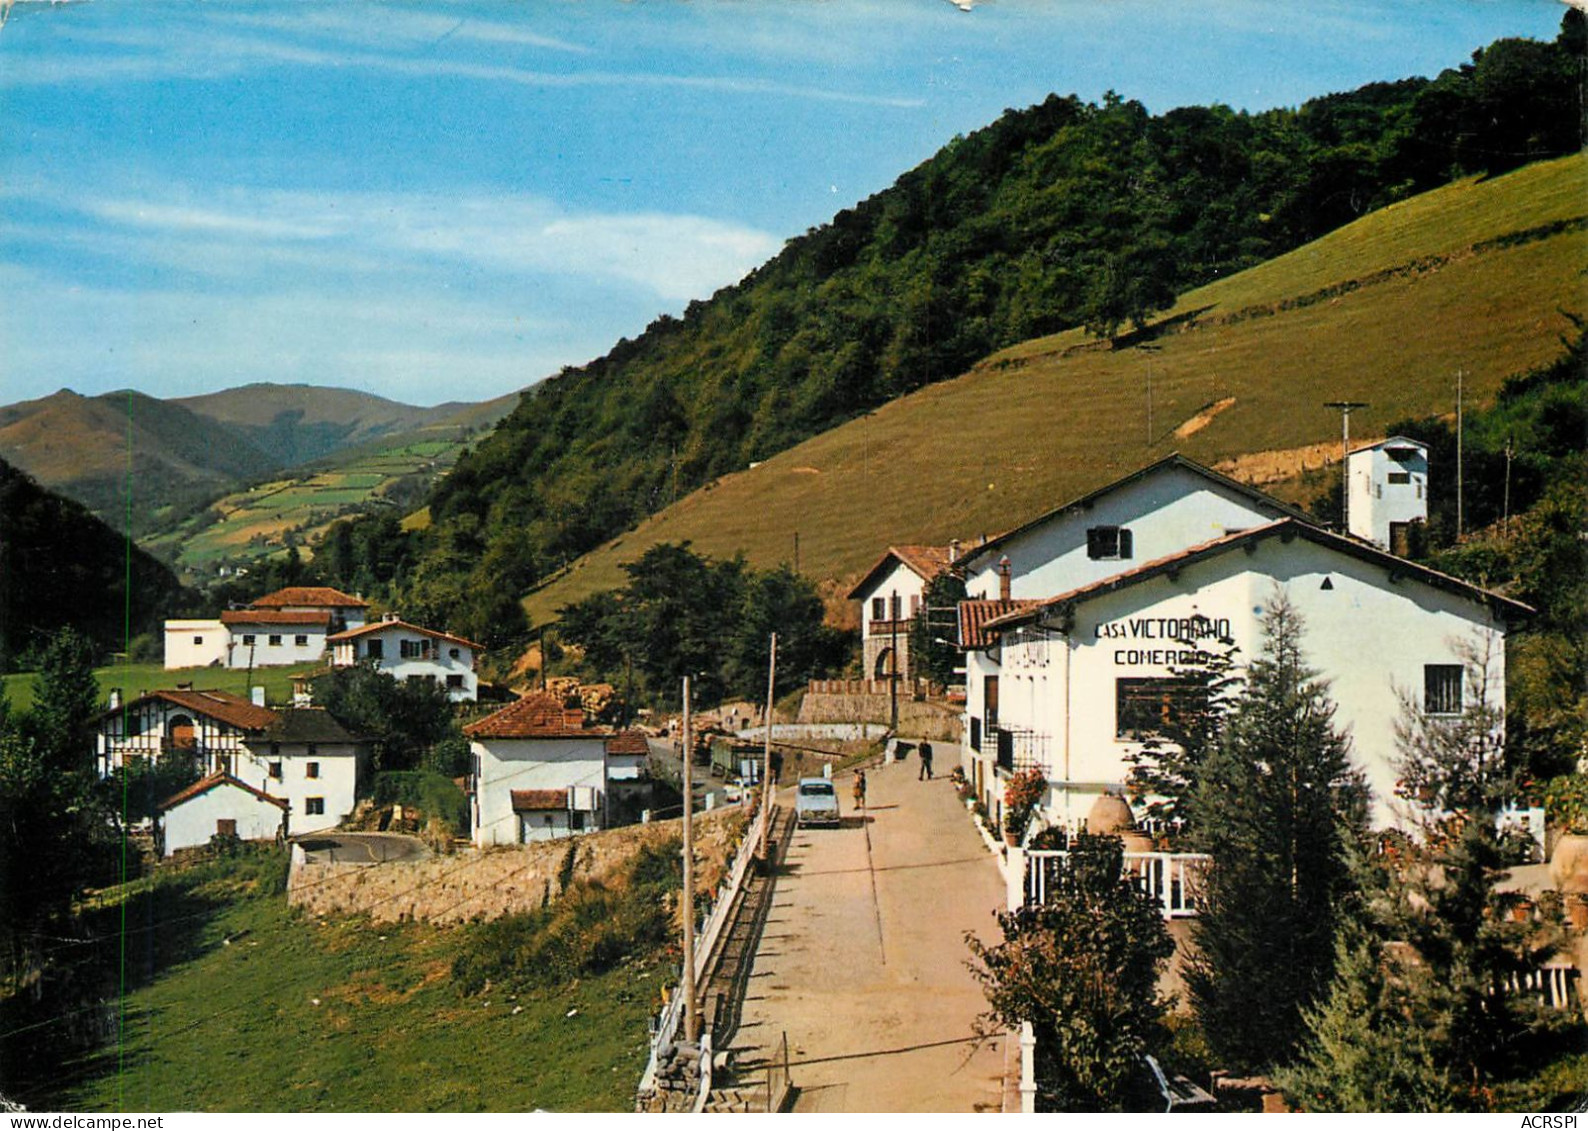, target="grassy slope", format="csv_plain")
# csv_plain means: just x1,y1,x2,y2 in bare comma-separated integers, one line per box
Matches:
1,662,322,714
521,154,1586,627
50,862,655,1112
